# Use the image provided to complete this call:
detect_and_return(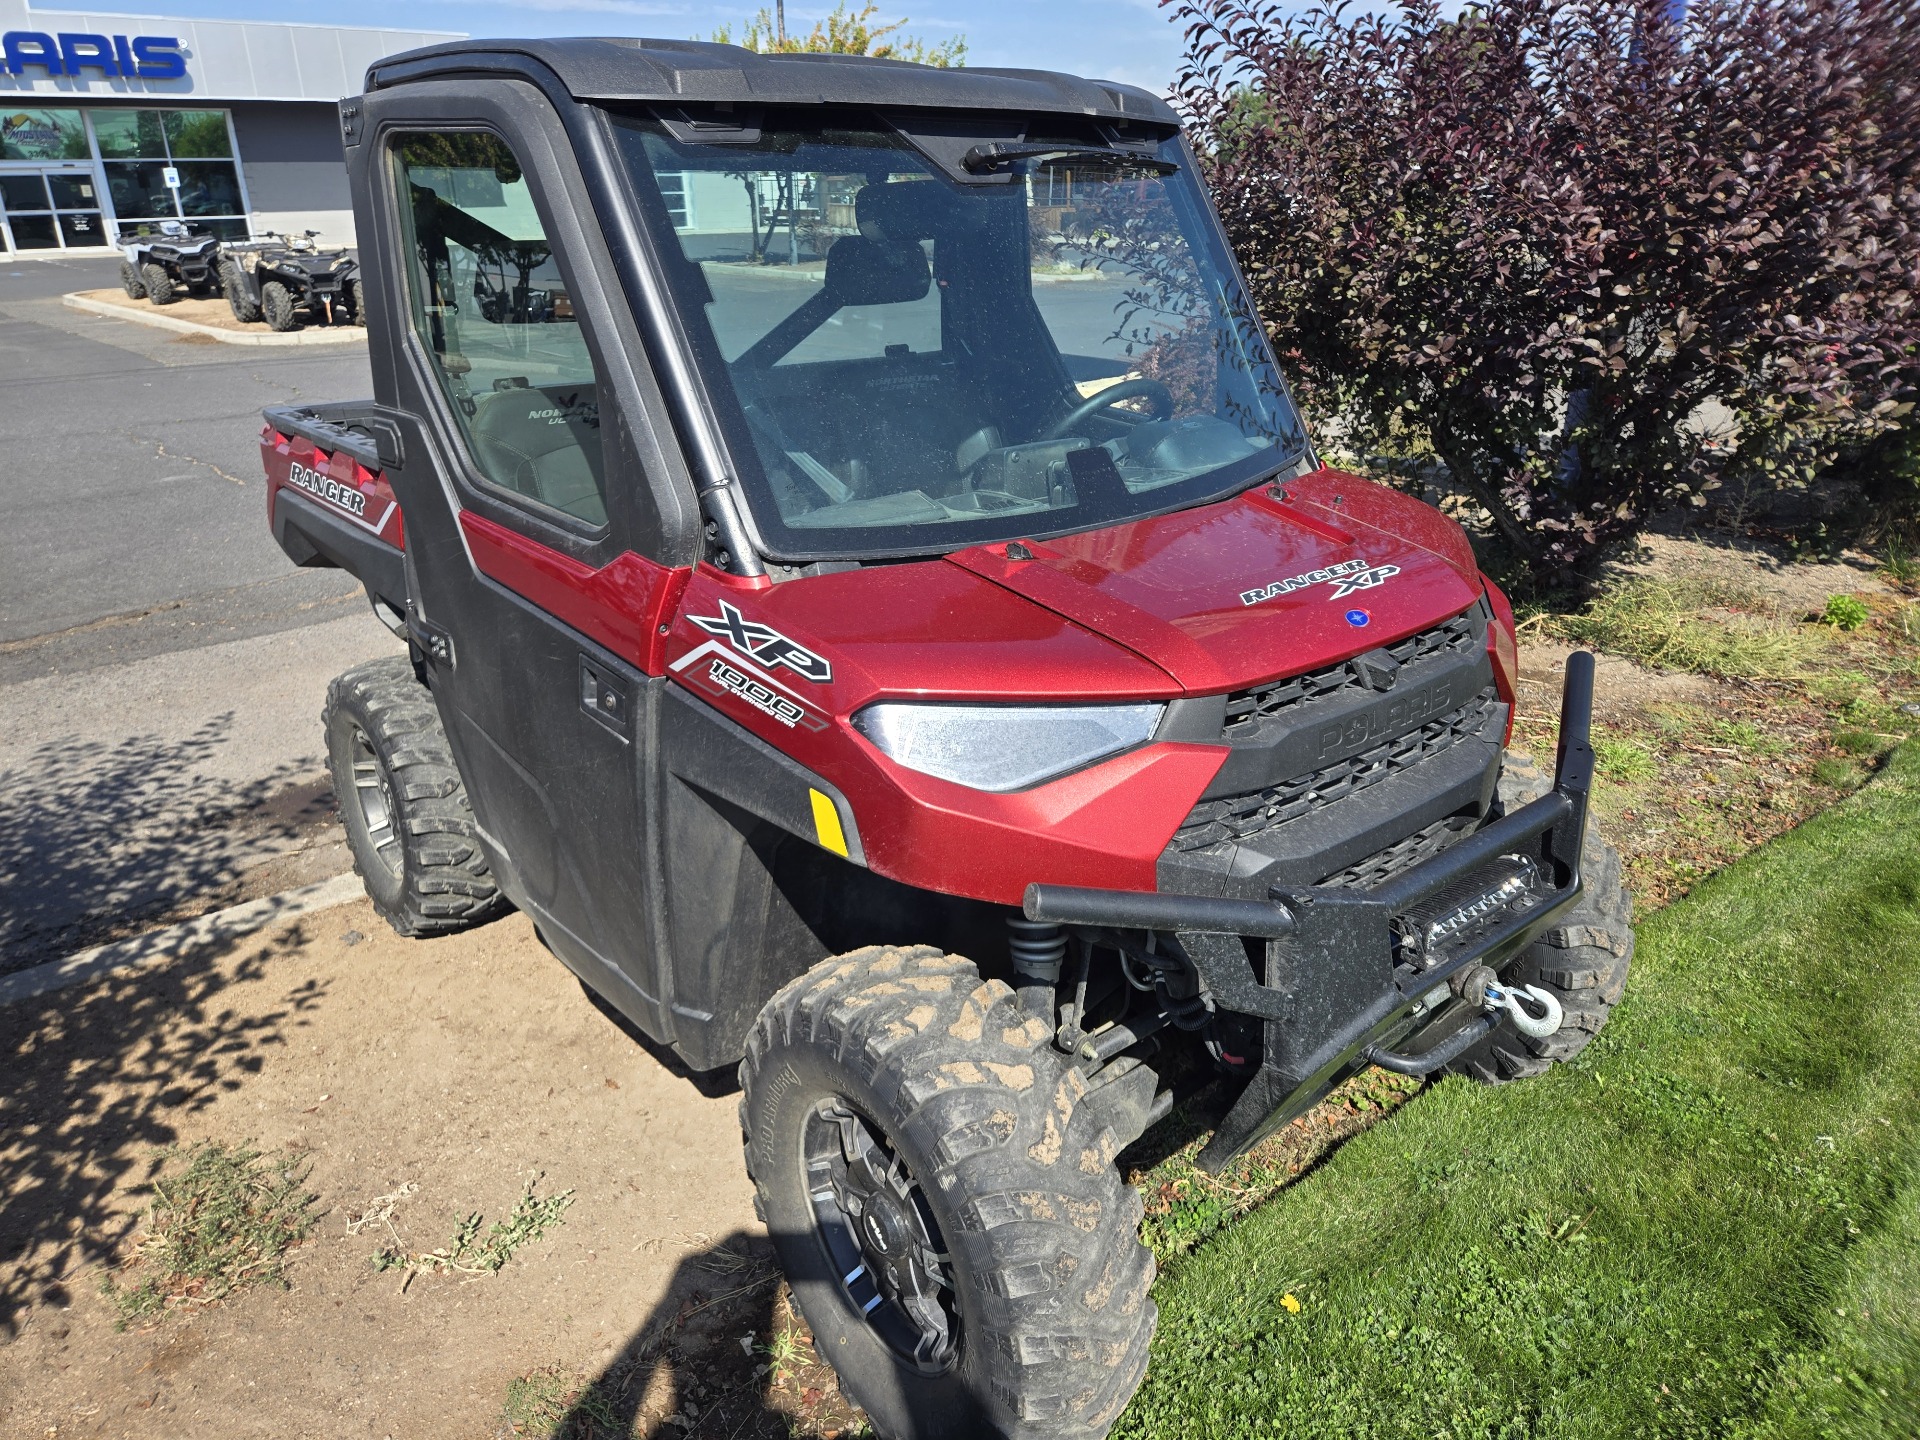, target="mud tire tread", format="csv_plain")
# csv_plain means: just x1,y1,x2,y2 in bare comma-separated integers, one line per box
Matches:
741,947,1156,1439
322,655,507,938
141,262,175,306
261,279,297,332
119,260,146,299
221,259,261,322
